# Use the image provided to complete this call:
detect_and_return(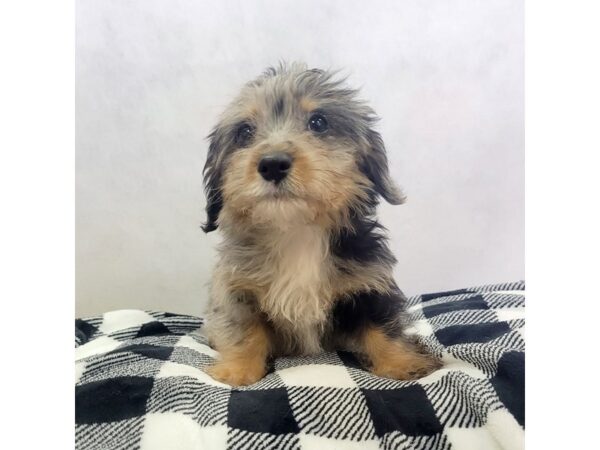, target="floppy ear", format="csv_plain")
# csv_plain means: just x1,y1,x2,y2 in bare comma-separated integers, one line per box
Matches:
360,129,405,205
201,130,224,233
